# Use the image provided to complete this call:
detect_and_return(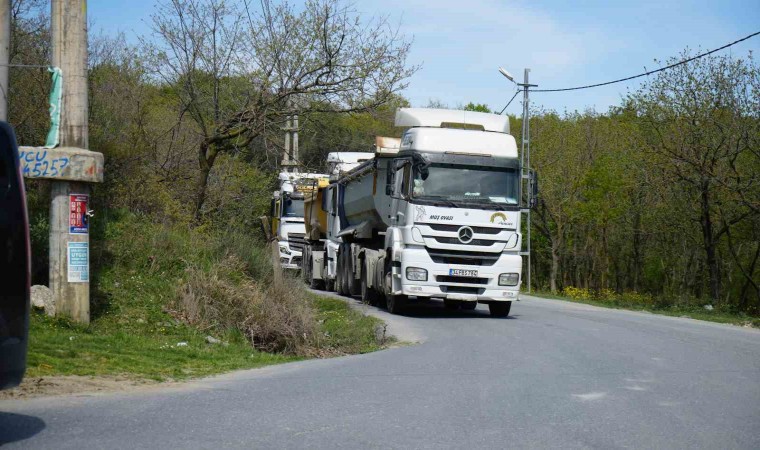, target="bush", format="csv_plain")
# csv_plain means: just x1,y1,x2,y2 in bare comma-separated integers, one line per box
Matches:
562,286,591,301
176,254,317,355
